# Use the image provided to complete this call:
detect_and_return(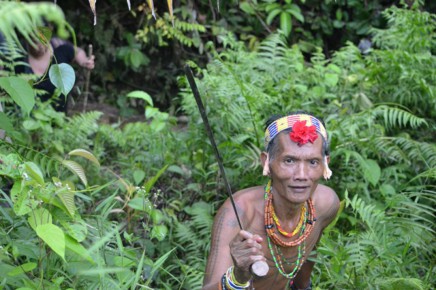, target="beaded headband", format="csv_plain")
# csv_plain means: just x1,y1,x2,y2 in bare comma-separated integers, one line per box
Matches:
263,114,332,179
264,114,328,149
